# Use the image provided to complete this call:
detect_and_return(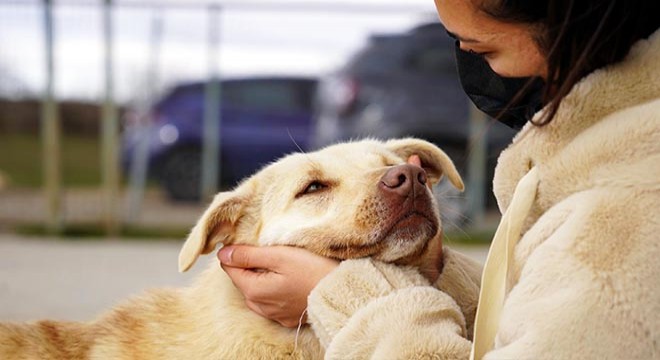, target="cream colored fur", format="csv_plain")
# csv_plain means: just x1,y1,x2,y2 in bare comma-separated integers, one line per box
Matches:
0,138,470,359
485,30,660,359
